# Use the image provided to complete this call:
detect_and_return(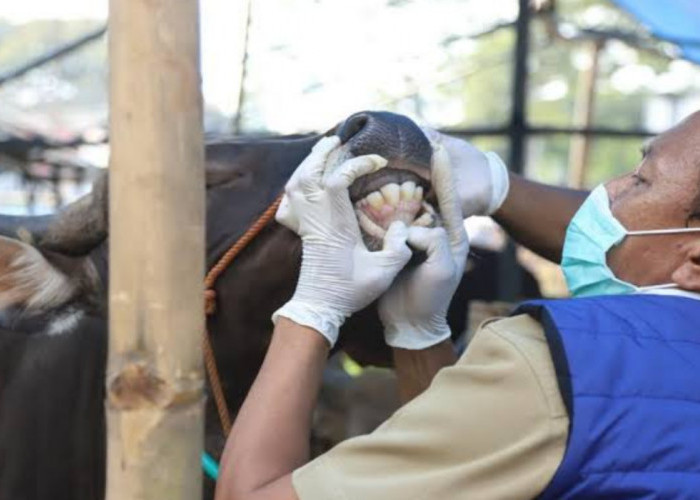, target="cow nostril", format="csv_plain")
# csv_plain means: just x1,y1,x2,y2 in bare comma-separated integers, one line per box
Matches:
333,111,433,171
337,113,370,144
